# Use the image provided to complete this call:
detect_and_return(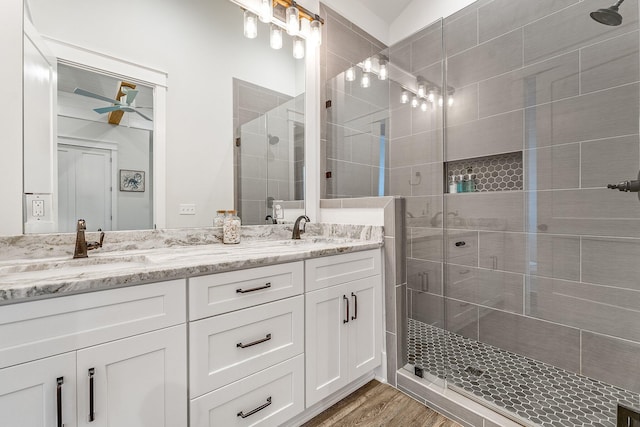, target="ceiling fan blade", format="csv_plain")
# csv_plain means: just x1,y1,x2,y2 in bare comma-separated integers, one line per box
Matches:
94,106,122,114
74,88,121,104
124,89,139,105
133,109,153,121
